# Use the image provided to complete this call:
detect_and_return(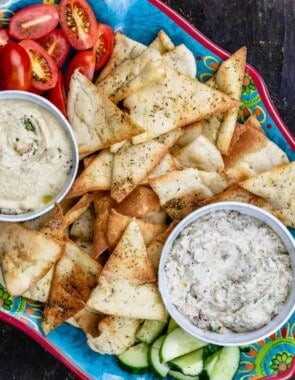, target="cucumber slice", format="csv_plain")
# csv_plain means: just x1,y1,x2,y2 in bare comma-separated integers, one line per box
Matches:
117,343,149,374
169,348,204,376
149,335,170,378
202,344,222,360
160,327,208,363
167,317,178,333
204,351,220,377
210,346,240,380
169,369,200,380
136,319,167,344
